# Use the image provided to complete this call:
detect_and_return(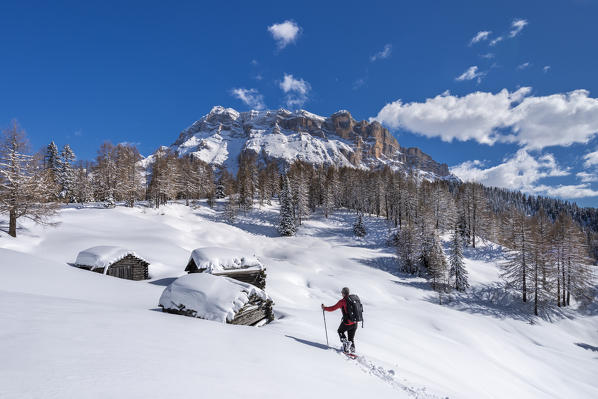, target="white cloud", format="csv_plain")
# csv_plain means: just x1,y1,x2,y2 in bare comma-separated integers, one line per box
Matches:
268,20,301,49
509,18,528,38
231,88,265,110
489,36,503,46
543,65,551,73
451,149,568,191
517,62,531,70
577,171,598,183
583,150,598,168
455,66,485,83
470,31,491,45
279,74,311,108
372,88,598,150
451,150,598,199
487,18,527,47
538,184,598,199
370,44,392,62
480,53,495,59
